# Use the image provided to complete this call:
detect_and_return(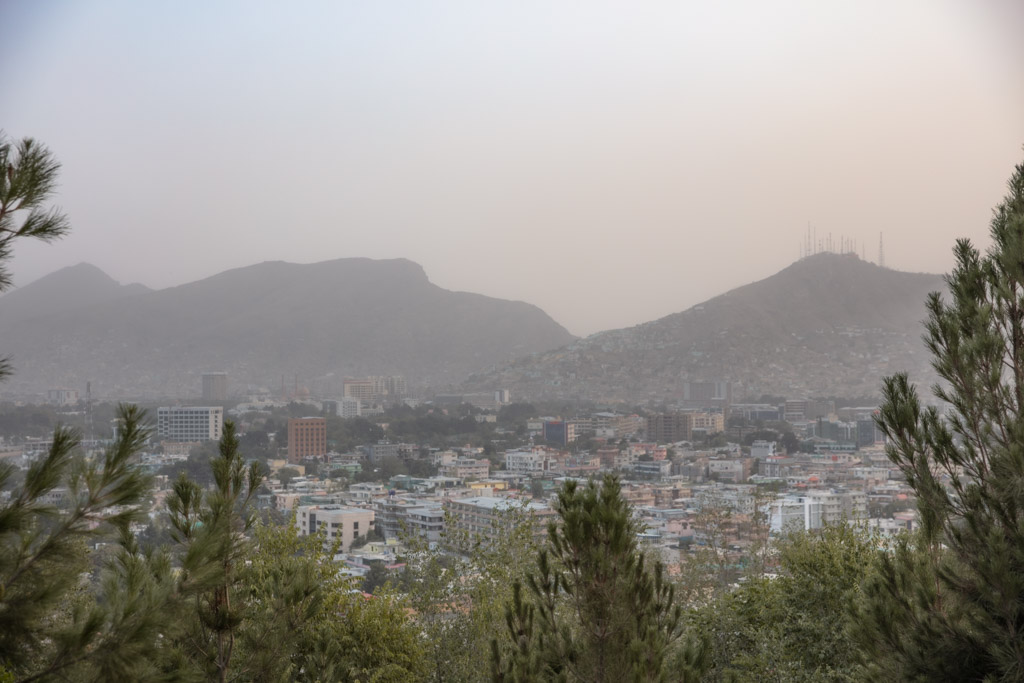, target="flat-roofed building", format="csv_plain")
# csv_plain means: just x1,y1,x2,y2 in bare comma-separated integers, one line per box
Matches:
439,457,490,480
444,496,556,544
287,417,327,463
157,406,223,442
295,505,374,552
